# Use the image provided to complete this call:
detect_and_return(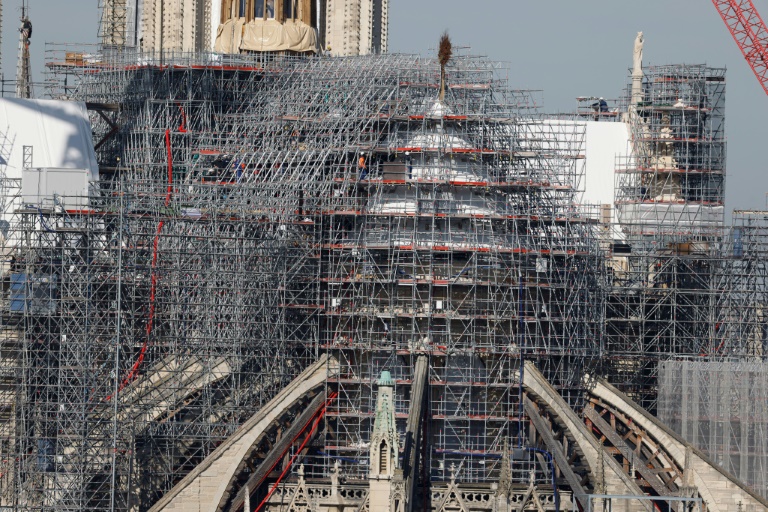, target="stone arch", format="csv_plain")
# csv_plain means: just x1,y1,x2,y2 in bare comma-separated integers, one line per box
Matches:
379,440,389,474
149,355,337,512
